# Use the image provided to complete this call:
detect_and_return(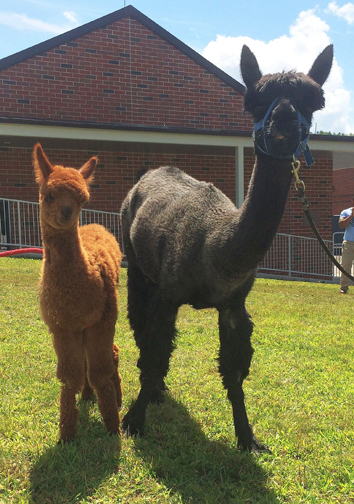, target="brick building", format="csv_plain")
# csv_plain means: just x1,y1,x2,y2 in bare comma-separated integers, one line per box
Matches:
1,5,352,241
333,166,354,215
